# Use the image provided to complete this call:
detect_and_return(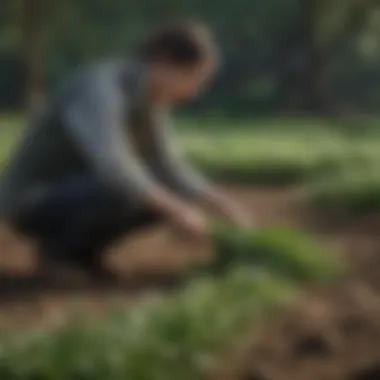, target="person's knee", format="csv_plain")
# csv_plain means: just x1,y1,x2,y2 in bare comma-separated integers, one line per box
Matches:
8,186,54,236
